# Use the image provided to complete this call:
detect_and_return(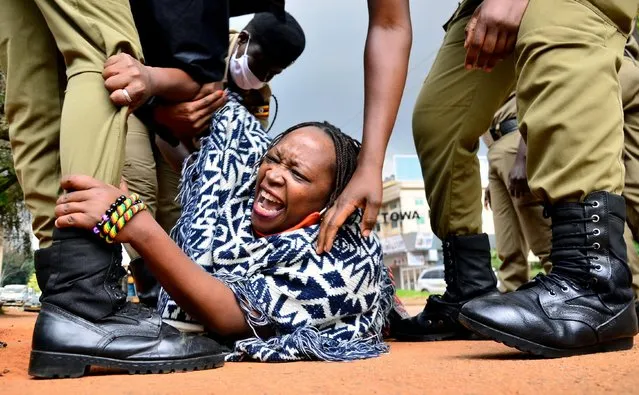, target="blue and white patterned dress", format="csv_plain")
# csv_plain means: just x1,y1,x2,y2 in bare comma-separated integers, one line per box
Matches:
157,95,393,362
